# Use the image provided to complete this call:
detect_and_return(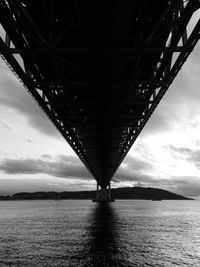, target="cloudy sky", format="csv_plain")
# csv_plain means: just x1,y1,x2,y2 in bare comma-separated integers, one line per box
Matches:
0,11,200,197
